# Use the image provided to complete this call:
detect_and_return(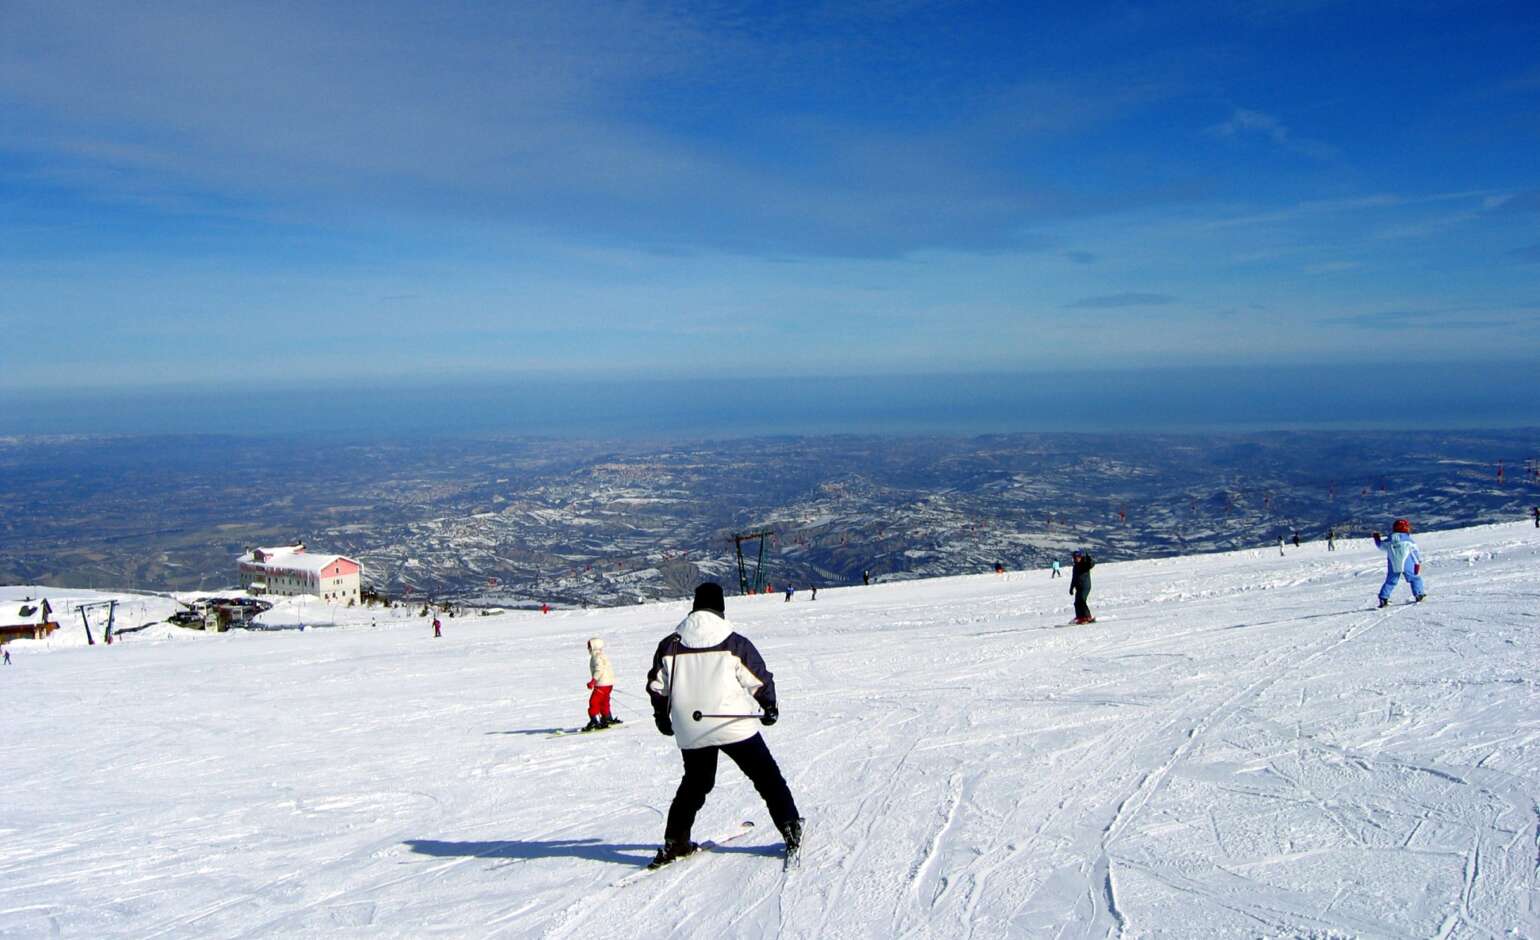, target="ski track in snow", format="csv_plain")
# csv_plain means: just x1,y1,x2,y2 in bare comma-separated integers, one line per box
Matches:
2,523,1538,938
